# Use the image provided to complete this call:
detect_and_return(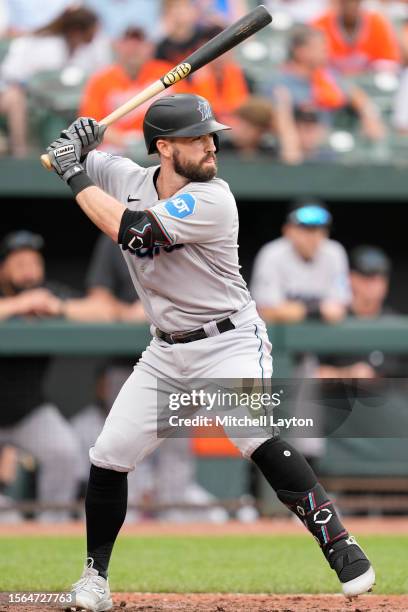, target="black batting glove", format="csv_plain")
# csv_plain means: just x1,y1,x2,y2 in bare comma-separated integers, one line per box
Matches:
63,117,107,157
47,133,94,196
47,132,84,183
